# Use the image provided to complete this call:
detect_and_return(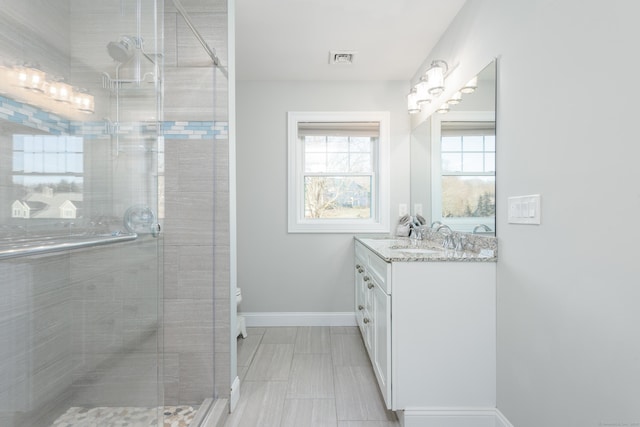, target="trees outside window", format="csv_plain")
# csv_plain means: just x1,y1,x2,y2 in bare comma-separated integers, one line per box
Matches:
288,112,390,233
